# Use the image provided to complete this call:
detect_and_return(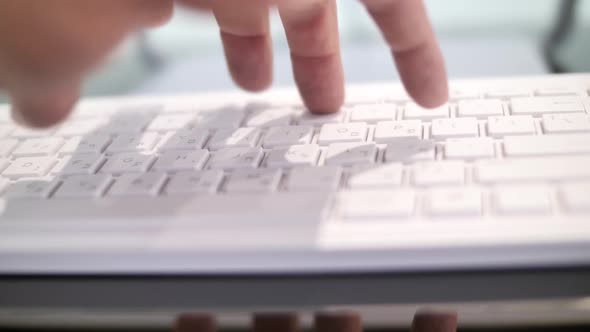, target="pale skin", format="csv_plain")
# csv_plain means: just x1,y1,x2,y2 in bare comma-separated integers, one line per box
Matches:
0,0,448,128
